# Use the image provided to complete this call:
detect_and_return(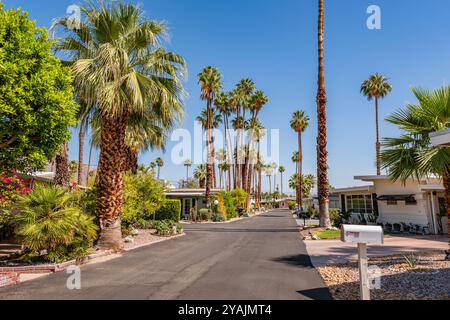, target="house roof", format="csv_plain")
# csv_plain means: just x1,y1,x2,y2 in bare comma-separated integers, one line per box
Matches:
332,185,374,194
430,129,450,147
